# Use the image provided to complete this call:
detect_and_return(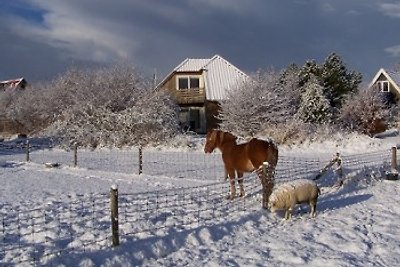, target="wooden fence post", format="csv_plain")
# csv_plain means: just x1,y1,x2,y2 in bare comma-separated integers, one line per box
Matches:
25,140,30,162
110,185,119,246
391,146,397,171
138,146,143,175
261,162,274,209
73,144,78,167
